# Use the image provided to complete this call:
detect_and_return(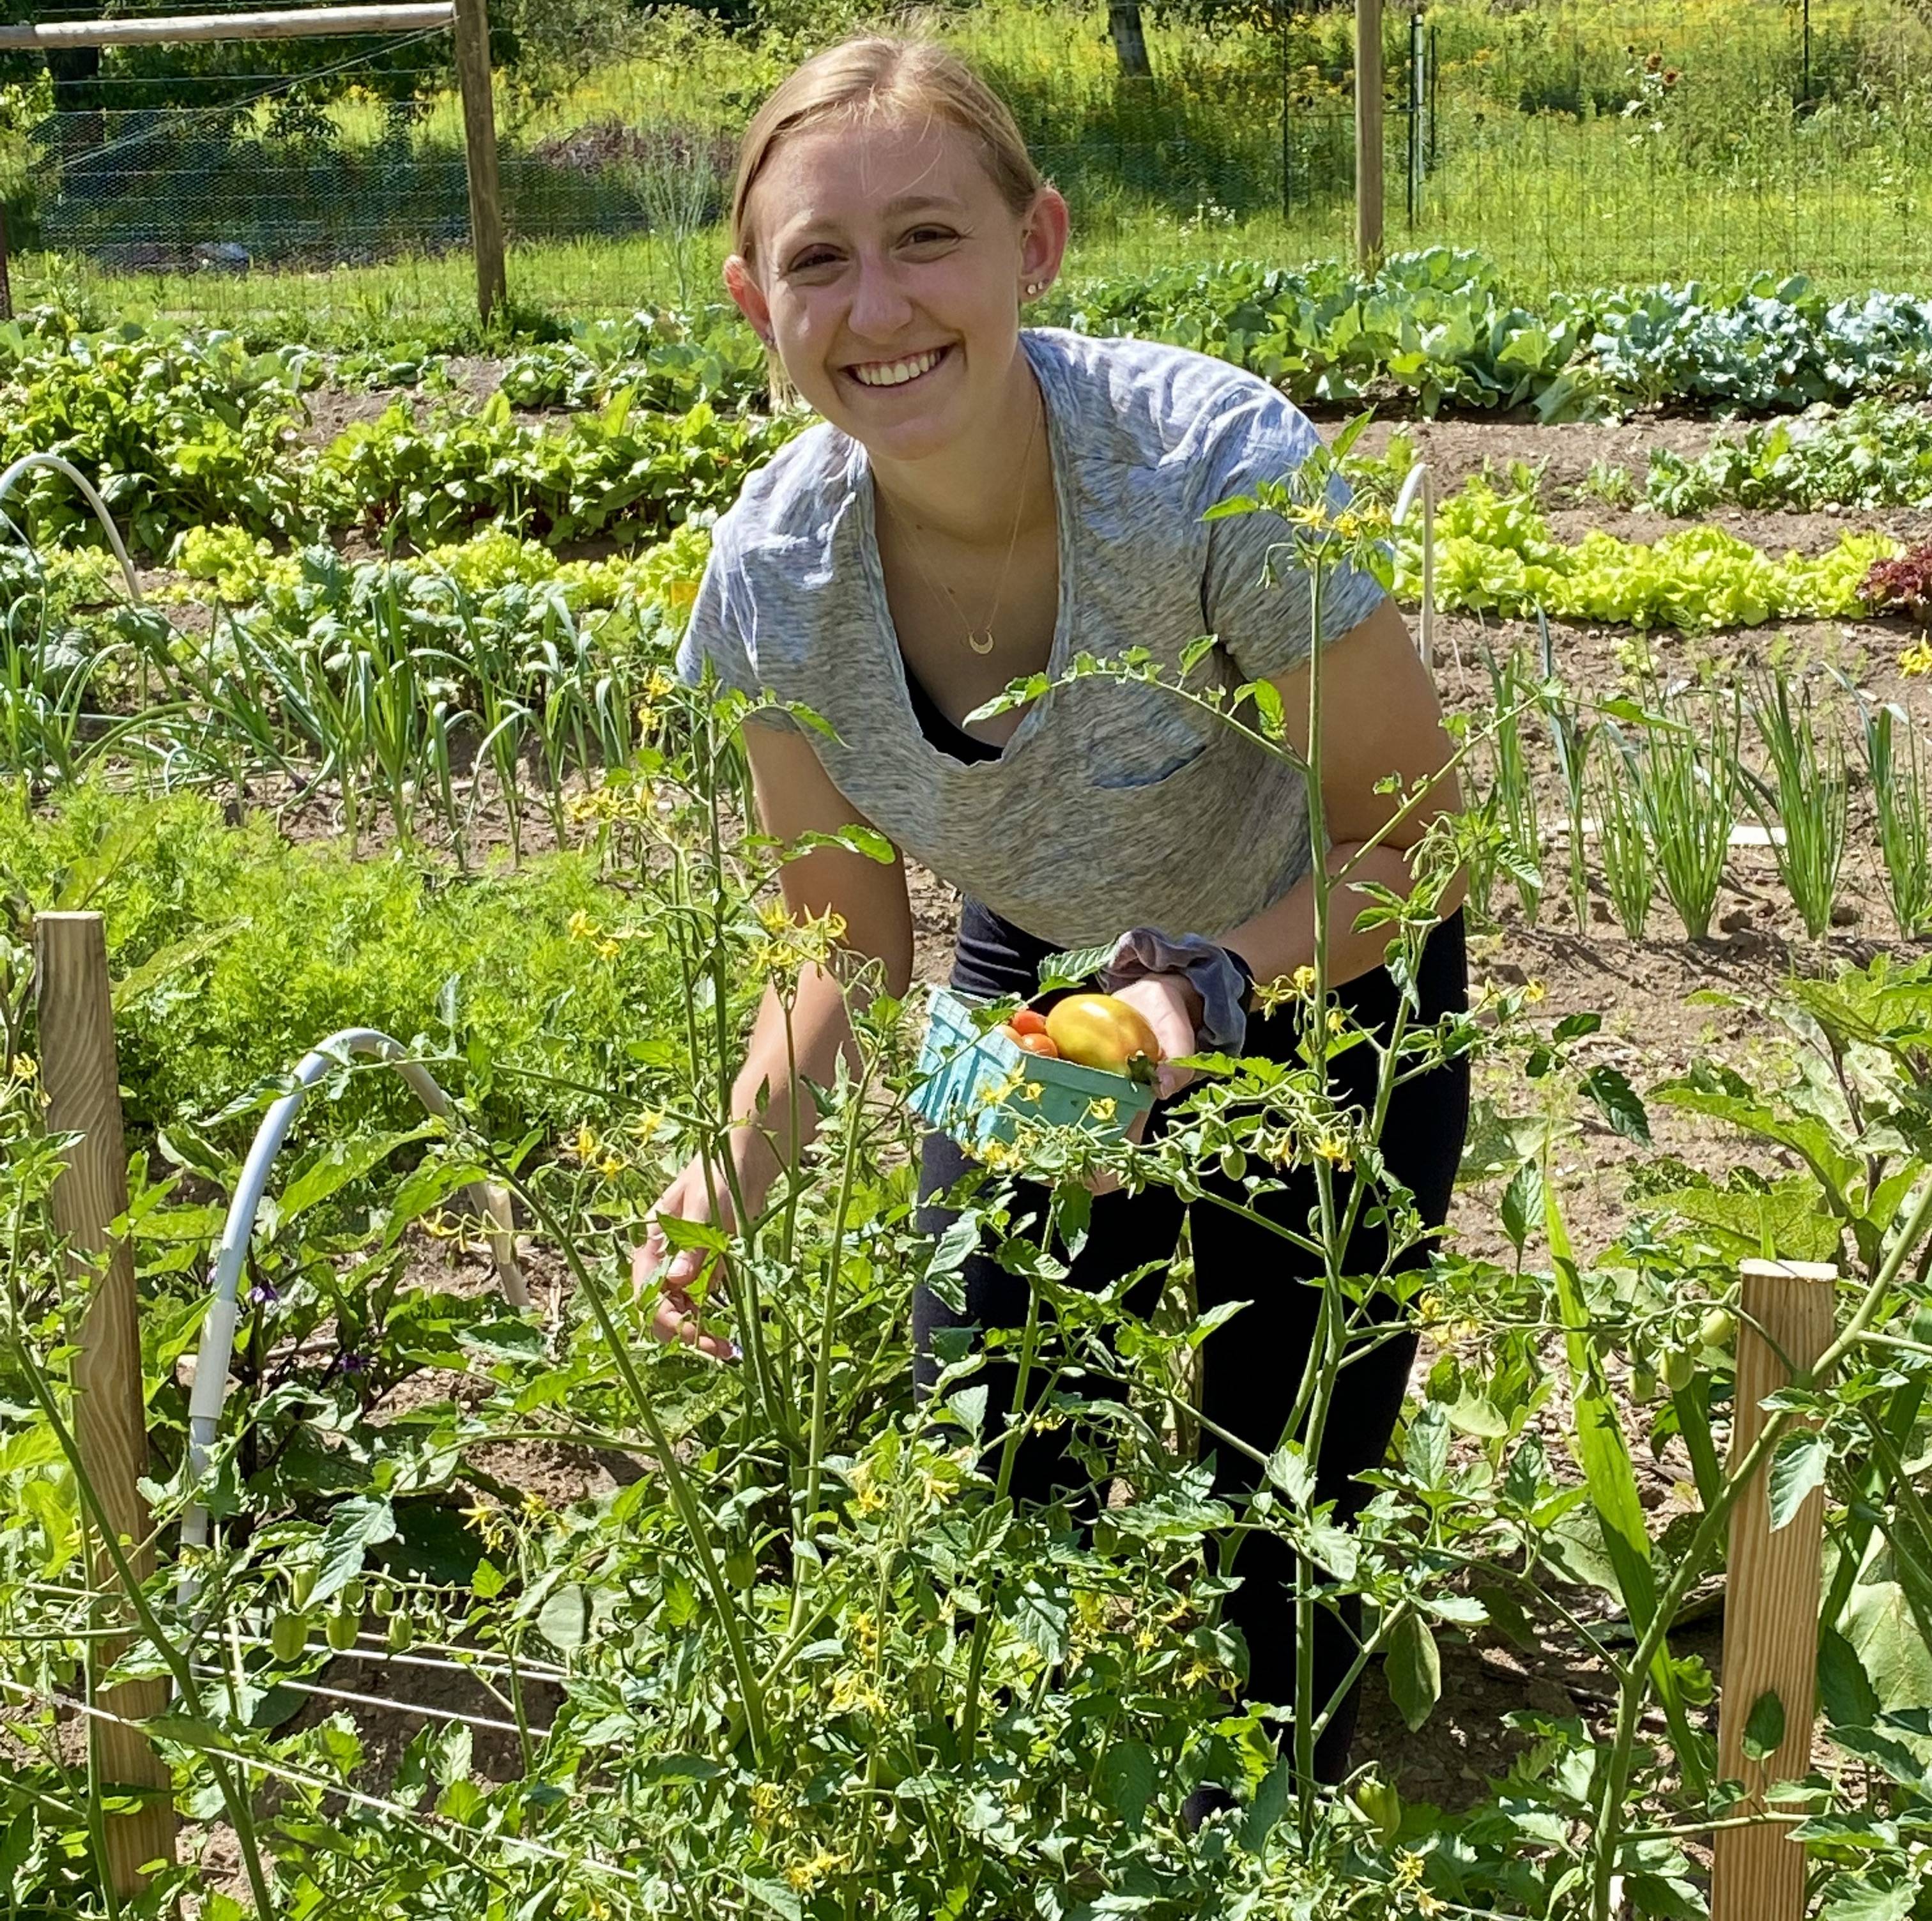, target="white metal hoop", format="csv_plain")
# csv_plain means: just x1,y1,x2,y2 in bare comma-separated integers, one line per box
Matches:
176,1028,526,1603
